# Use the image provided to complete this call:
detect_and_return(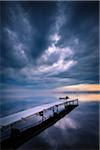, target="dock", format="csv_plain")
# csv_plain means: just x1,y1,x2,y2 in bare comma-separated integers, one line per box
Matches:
0,99,79,149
